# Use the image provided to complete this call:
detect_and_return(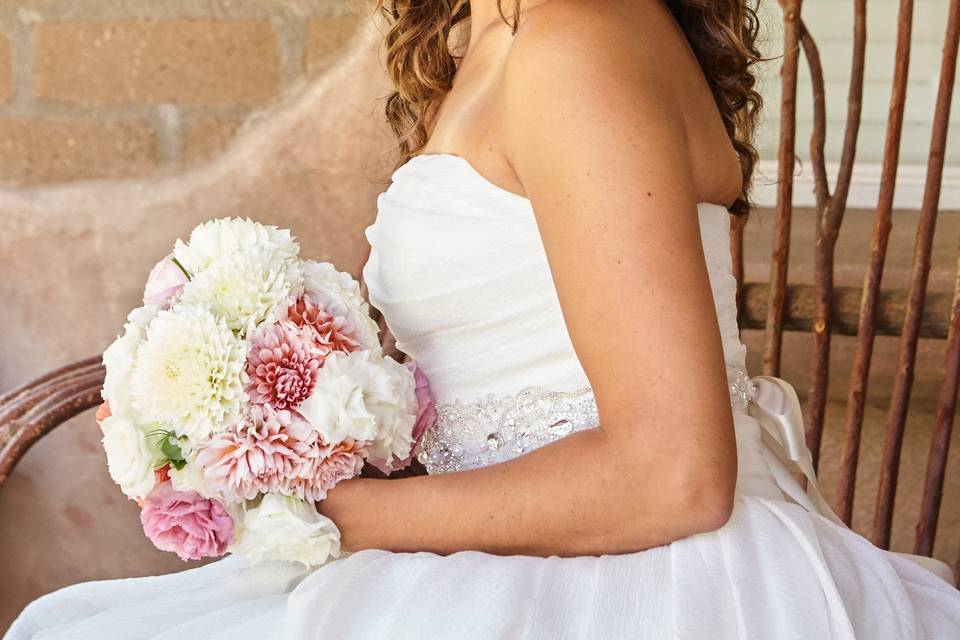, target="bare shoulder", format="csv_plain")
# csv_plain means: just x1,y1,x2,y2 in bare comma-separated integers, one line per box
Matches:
499,0,697,189
499,0,741,206
504,0,689,93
